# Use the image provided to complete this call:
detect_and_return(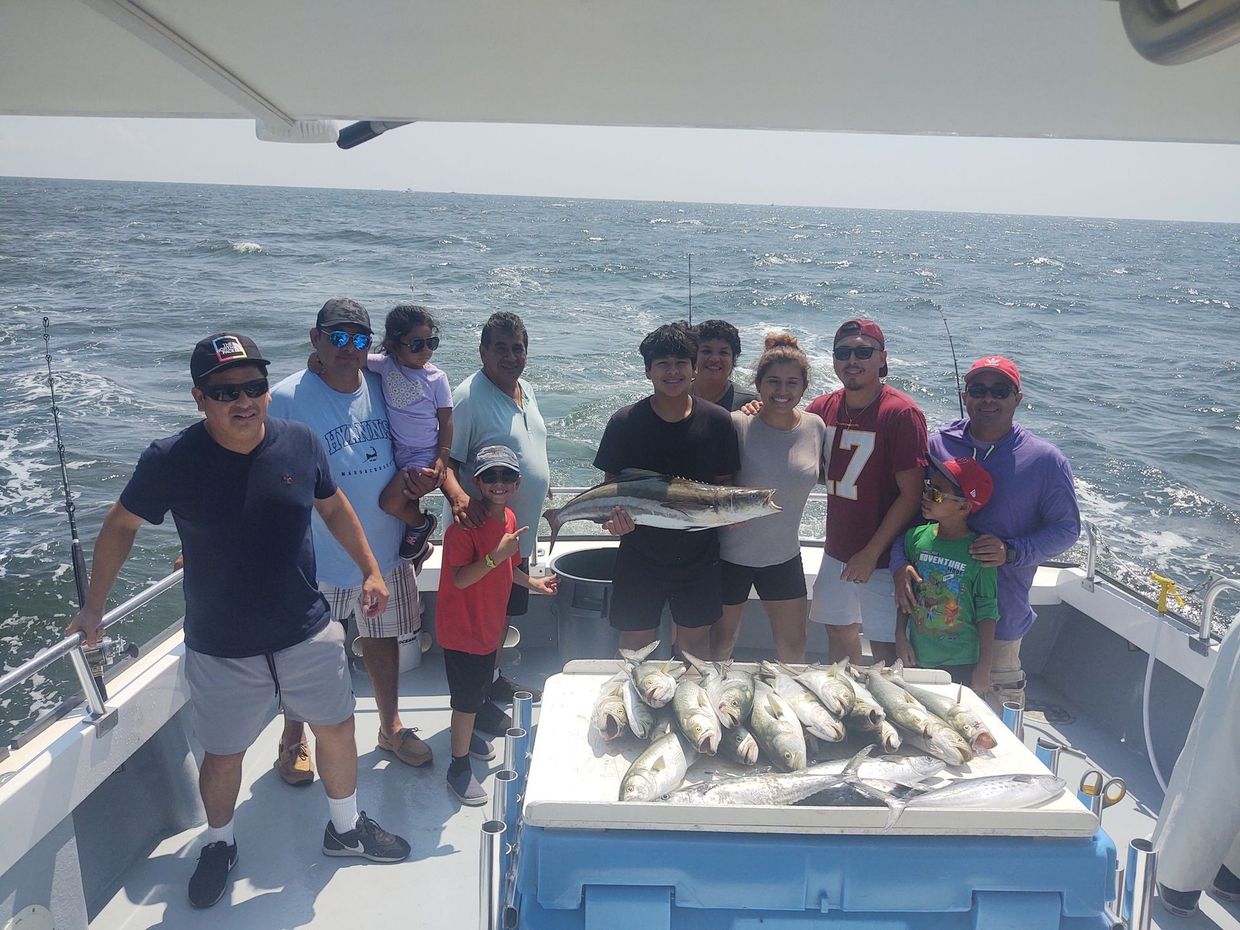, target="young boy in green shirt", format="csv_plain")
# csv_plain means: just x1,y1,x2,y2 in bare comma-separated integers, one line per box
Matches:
895,456,998,694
